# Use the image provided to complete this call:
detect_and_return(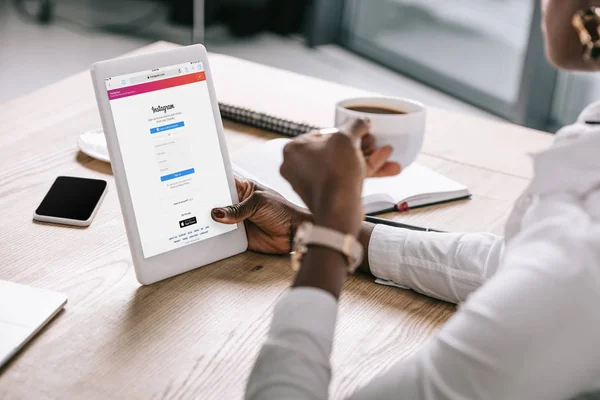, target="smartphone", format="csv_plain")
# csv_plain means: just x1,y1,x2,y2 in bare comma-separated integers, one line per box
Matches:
33,176,108,227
